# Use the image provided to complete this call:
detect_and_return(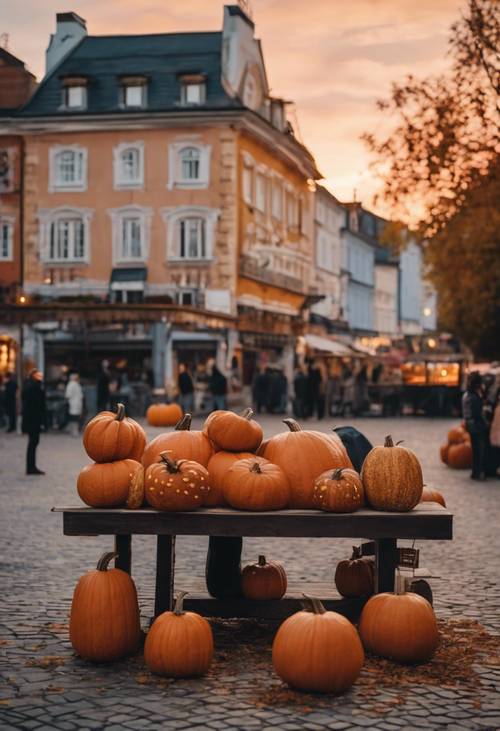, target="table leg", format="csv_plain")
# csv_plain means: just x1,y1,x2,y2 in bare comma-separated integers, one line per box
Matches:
375,538,398,593
154,535,176,617
114,534,131,574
